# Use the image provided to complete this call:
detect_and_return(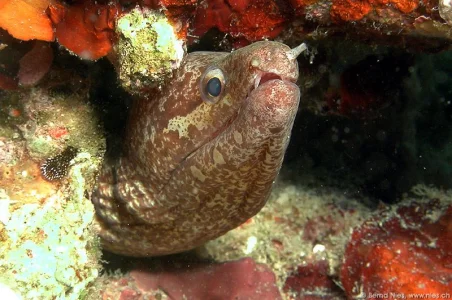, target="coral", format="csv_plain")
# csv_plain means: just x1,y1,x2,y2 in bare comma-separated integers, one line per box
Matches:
341,185,452,298
330,0,419,22
0,0,54,41
226,1,286,40
113,7,185,92
291,0,320,9
330,0,372,22
0,0,450,62
192,0,233,38
159,0,197,37
92,258,281,299
192,0,287,42
50,1,120,60
0,0,450,63
1,0,121,61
